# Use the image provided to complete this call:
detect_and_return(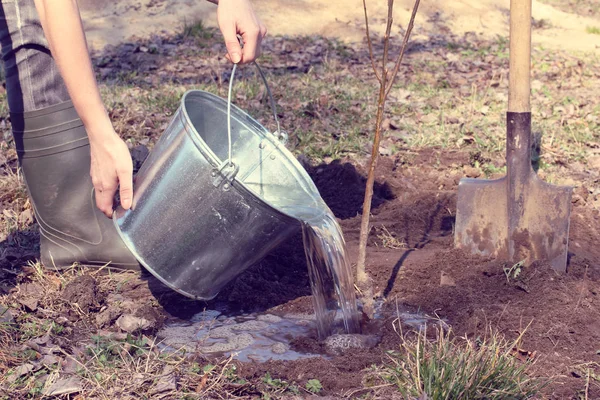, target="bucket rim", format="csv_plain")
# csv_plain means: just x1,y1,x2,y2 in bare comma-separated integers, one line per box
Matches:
179,89,324,220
